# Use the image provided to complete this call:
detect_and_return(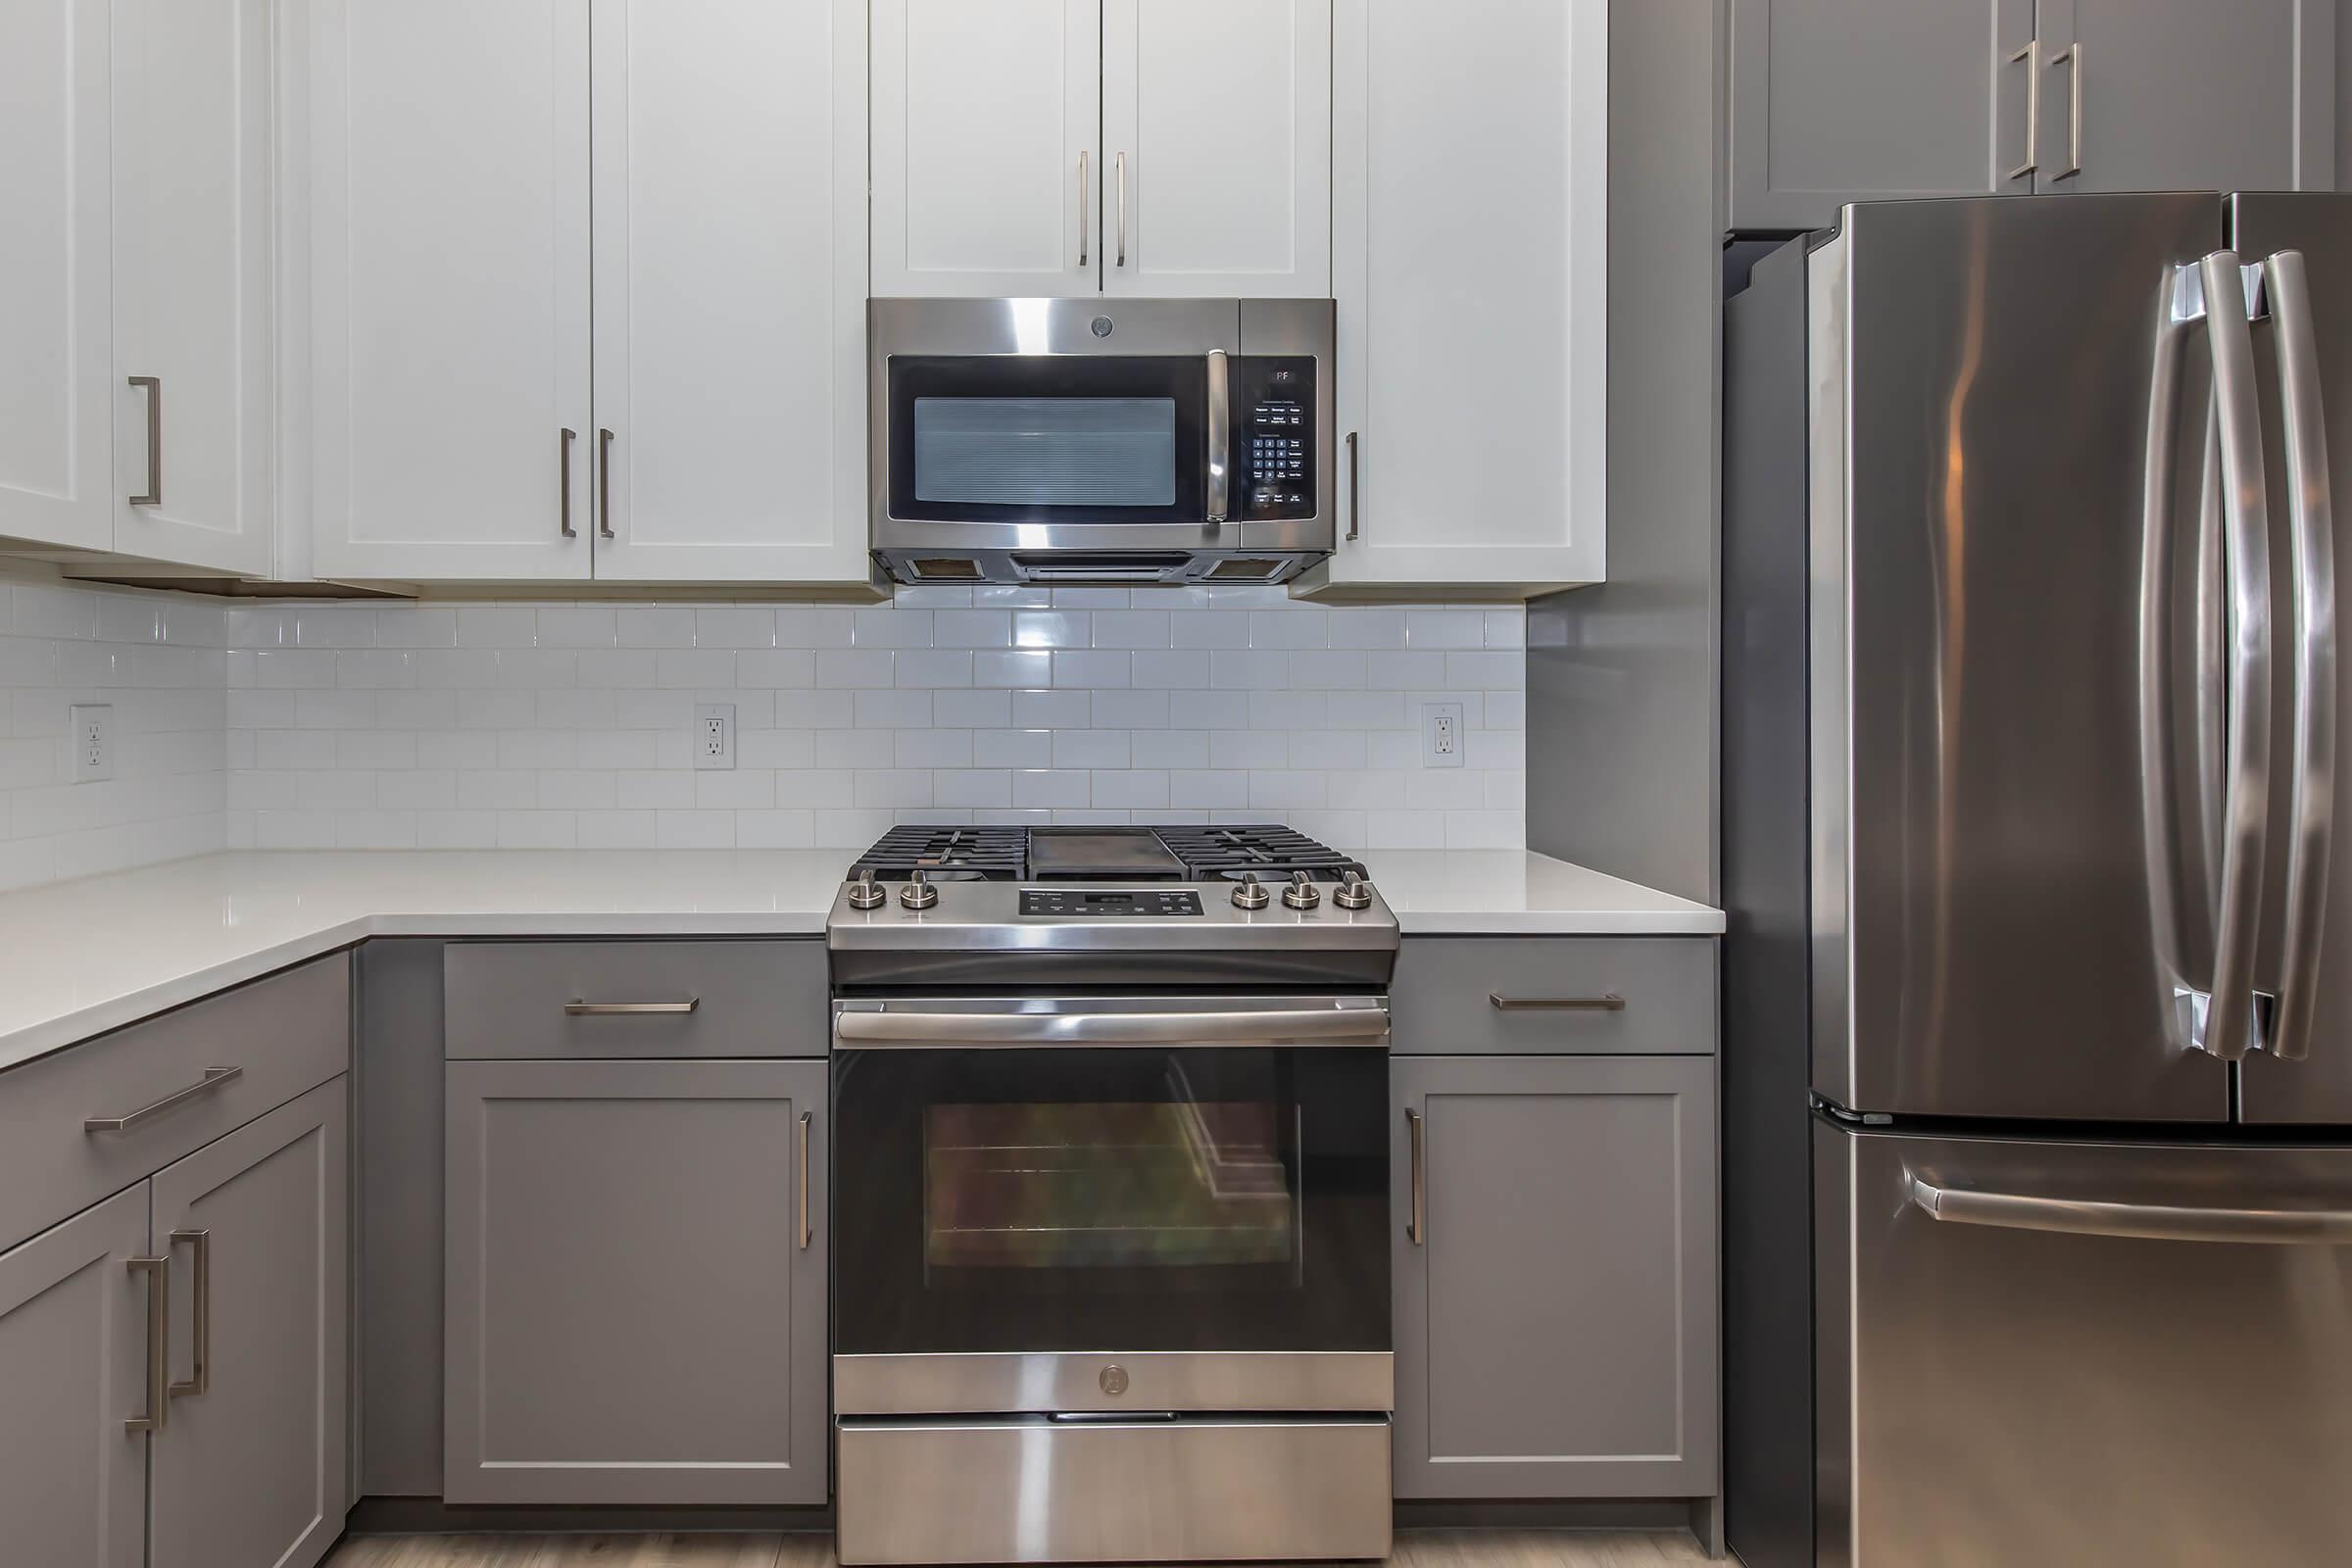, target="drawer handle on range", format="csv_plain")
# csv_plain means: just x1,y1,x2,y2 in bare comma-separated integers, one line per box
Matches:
834,1005,1389,1048
1404,1108,1426,1246
564,998,702,1016
1489,994,1626,1011
169,1229,211,1398
799,1111,813,1250
84,1066,243,1134
125,1255,169,1433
